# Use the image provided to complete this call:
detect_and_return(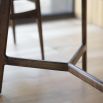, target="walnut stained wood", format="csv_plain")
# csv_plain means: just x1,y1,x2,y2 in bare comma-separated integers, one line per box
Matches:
0,0,103,97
